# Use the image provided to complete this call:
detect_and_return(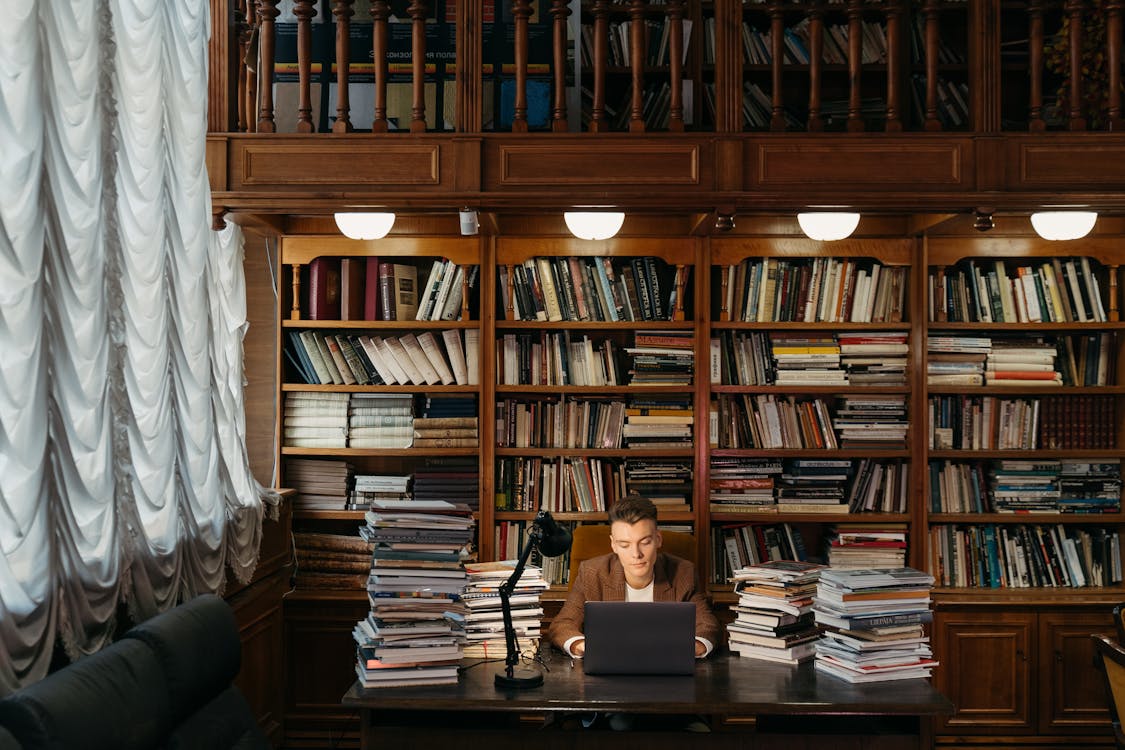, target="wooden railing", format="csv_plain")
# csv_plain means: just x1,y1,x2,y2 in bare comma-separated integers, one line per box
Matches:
223,0,1123,134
